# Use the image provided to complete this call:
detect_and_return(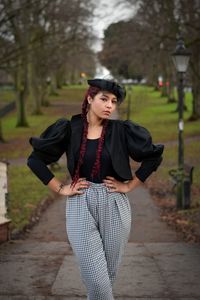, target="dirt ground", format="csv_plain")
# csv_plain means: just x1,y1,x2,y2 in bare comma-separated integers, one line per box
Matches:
147,176,200,244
